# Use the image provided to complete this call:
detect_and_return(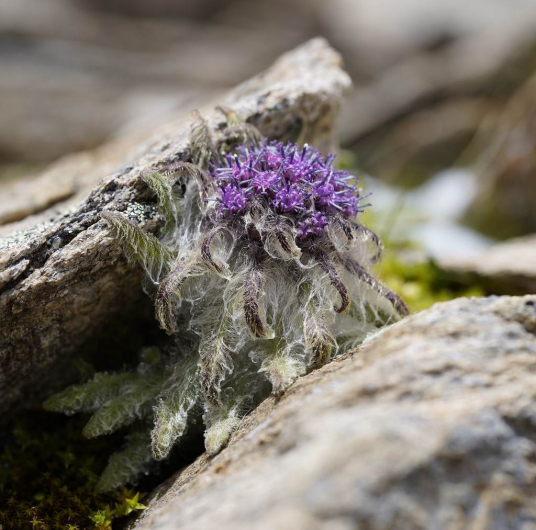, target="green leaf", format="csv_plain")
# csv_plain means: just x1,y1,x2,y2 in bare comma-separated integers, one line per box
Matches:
89,506,114,528
83,373,164,438
102,211,174,283
151,355,200,460
114,492,146,517
97,431,153,492
43,372,140,415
